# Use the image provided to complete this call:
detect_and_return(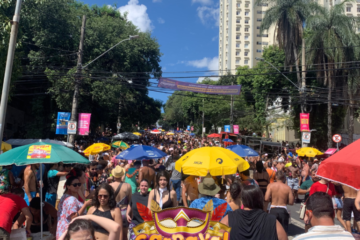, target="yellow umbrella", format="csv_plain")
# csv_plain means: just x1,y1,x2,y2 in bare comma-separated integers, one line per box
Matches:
161,129,165,132
83,143,111,156
133,132,142,136
111,141,129,150
166,132,174,136
175,147,250,176
1,142,11,153
296,147,323,158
